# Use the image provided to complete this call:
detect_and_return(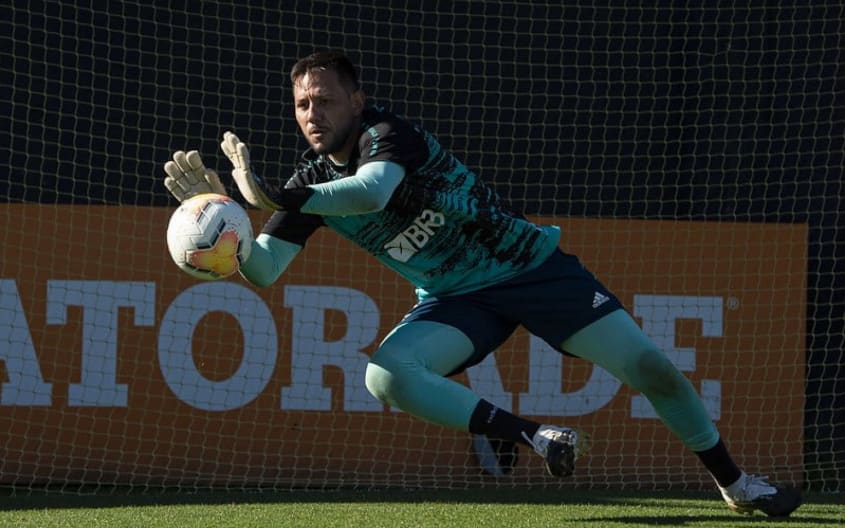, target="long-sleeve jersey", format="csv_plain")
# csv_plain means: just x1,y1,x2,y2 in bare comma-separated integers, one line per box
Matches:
260,105,561,299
